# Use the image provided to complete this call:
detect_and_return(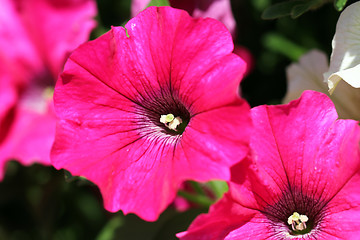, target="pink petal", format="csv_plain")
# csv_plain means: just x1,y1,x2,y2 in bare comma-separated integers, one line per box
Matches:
321,173,360,239
0,0,43,84
131,0,149,17
177,192,262,240
171,0,236,38
0,69,18,180
176,101,250,182
0,73,17,127
0,100,56,180
131,0,236,38
13,0,97,78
